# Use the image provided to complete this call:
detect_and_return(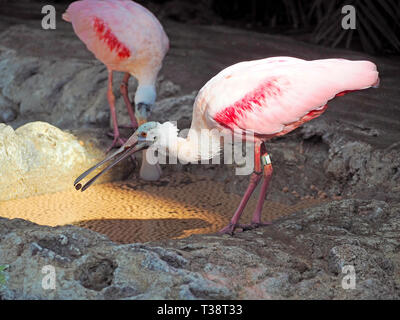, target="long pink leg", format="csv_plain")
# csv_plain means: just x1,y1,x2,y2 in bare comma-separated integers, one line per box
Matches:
120,73,138,130
106,69,125,153
243,145,273,230
118,73,138,165
251,164,273,225
219,141,263,235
